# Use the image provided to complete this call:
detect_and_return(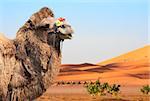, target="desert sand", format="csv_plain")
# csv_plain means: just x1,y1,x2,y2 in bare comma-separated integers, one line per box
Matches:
37,45,150,101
